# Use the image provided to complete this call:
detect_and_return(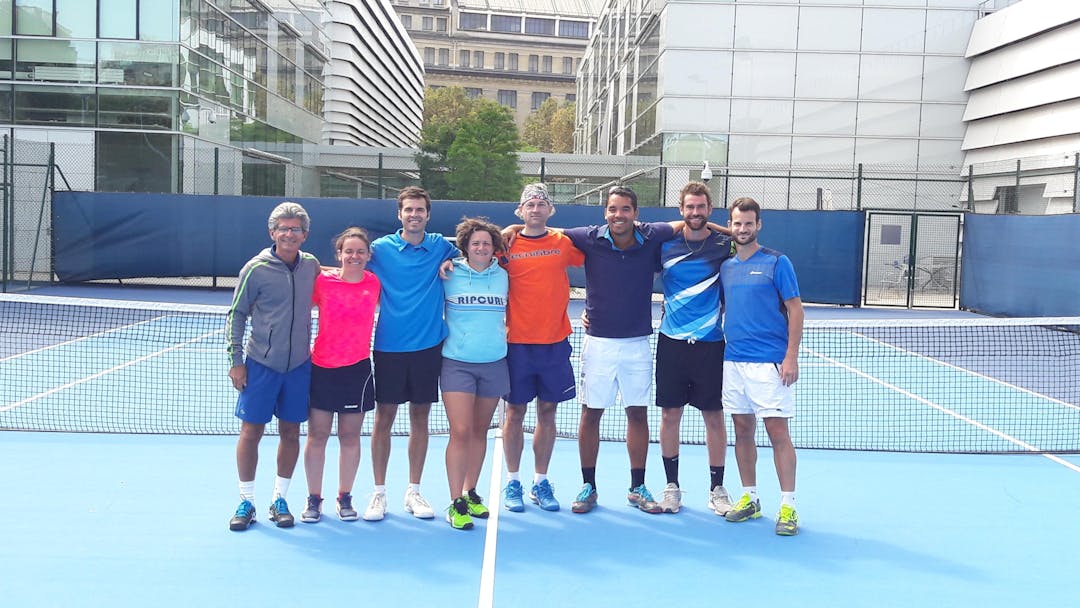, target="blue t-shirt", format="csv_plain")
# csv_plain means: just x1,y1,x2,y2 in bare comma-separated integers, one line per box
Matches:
442,258,509,363
720,247,800,362
564,222,675,338
659,231,732,342
368,230,456,352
